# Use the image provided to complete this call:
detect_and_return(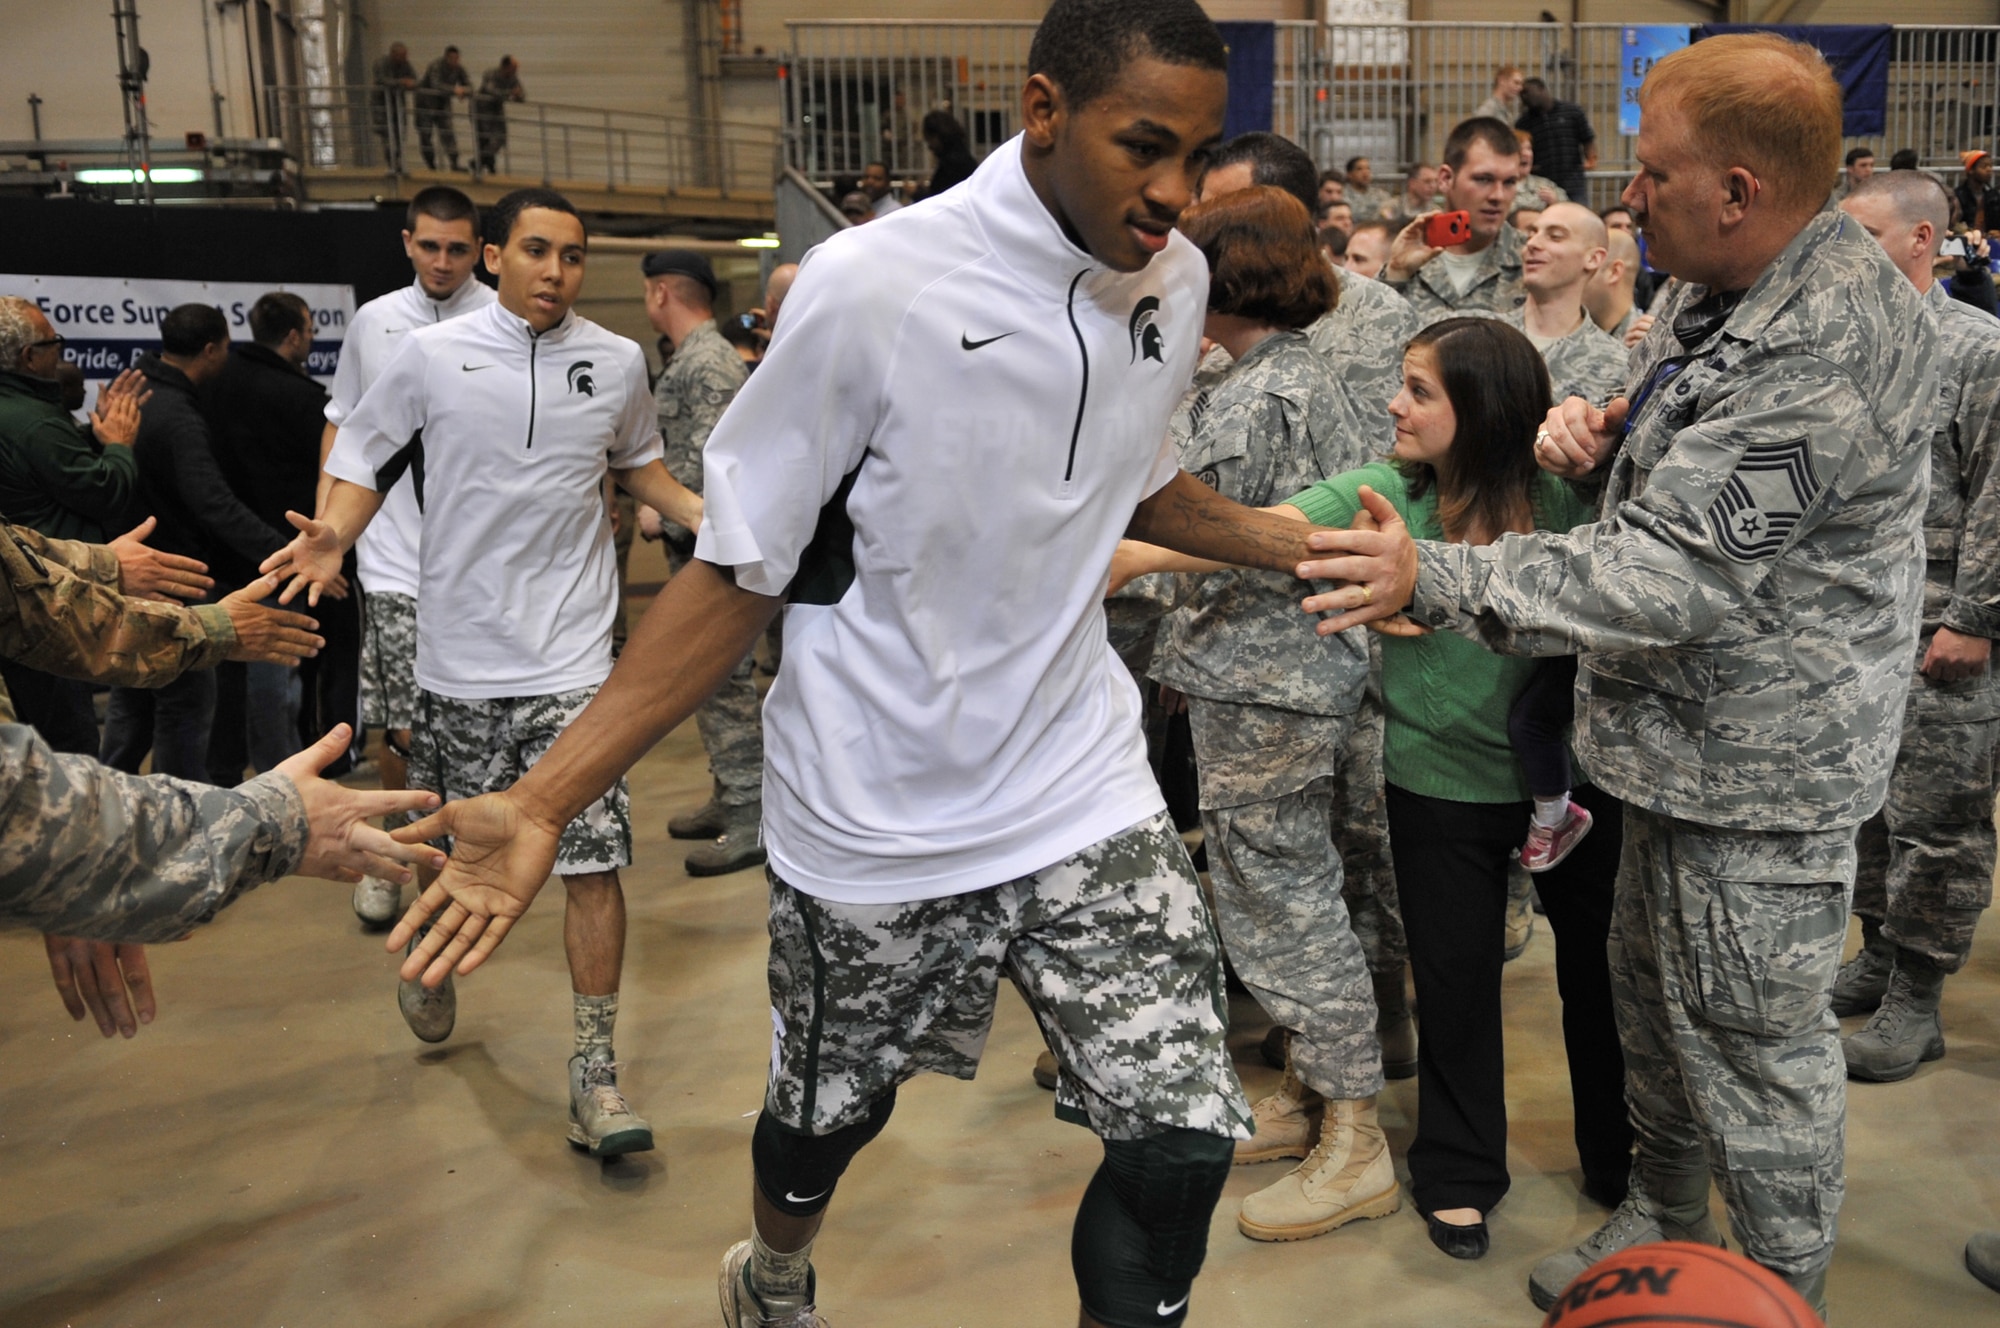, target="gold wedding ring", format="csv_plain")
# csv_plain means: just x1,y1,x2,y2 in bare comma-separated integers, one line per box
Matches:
1360,583,1374,606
